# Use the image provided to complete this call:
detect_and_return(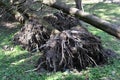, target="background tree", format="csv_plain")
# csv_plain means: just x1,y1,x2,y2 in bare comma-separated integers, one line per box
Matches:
75,0,84,11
